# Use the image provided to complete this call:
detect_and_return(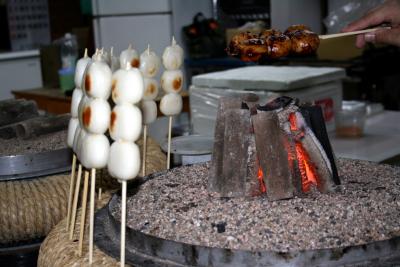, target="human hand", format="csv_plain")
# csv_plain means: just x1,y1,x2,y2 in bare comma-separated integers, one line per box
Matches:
342,0,400,48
